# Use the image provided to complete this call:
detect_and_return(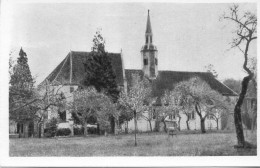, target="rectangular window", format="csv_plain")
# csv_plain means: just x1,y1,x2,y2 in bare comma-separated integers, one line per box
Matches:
155,58,158,65
59,111,67,122
143,59,148,65
188,111,195,120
